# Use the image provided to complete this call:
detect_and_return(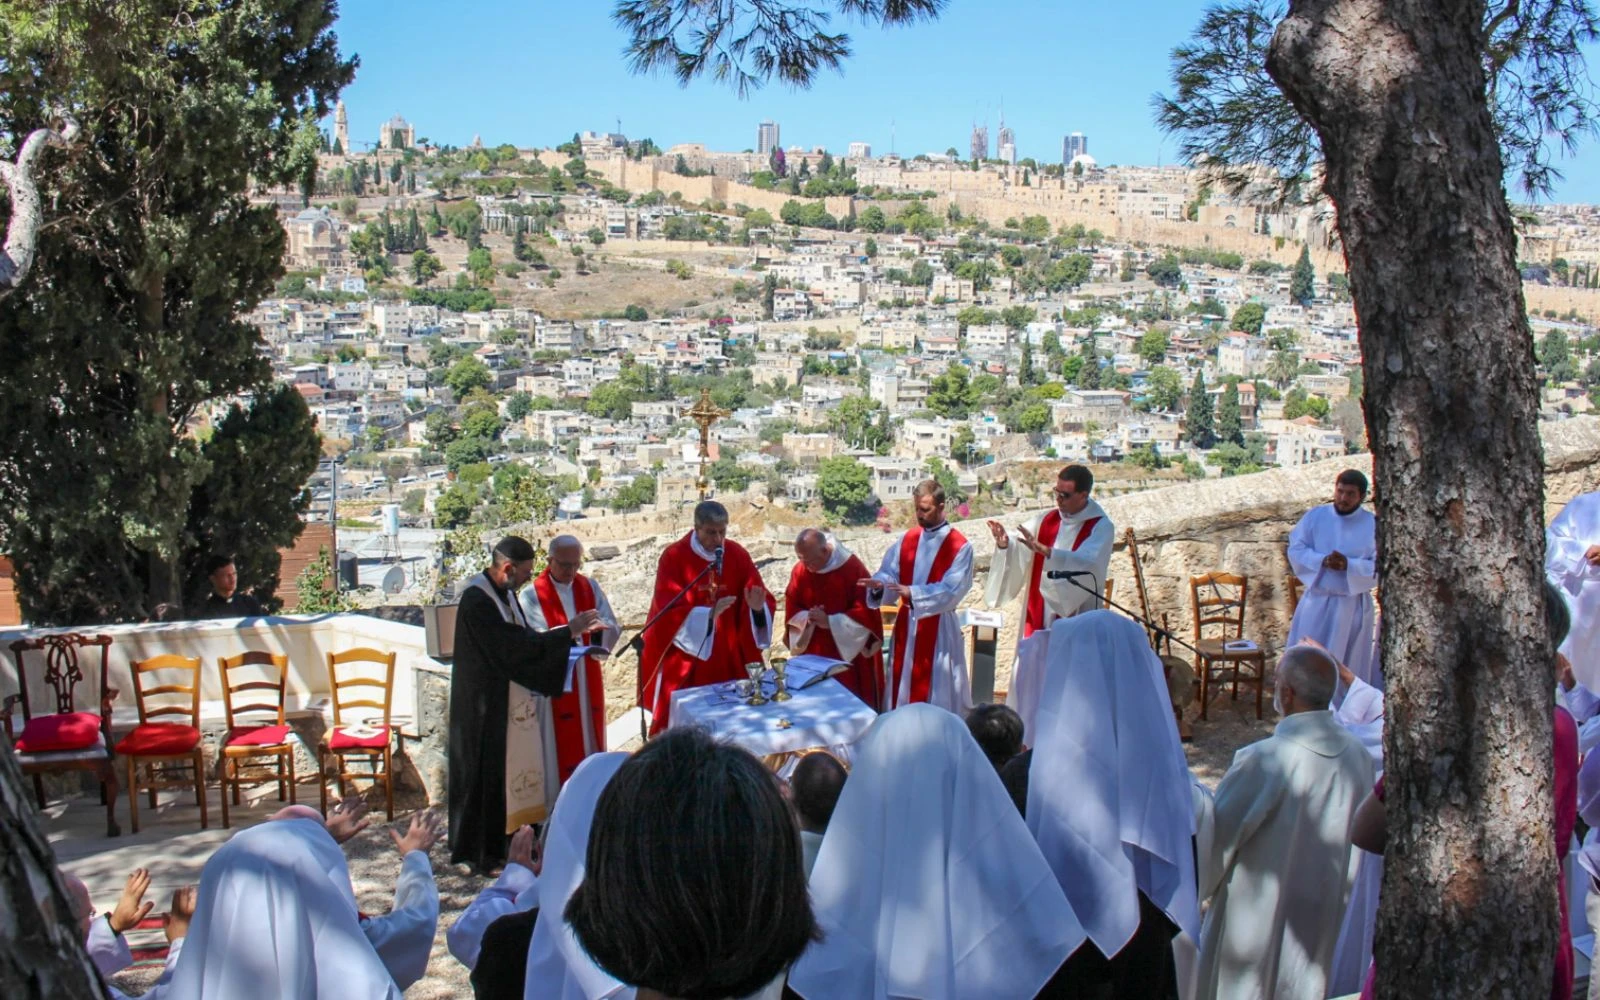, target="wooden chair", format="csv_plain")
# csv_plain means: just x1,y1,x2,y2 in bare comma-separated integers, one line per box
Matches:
218,651,296,829
118,655,208,833
1189,572,1268,721
3,633,120,836
318,648,398,820
1103,578,1115,606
